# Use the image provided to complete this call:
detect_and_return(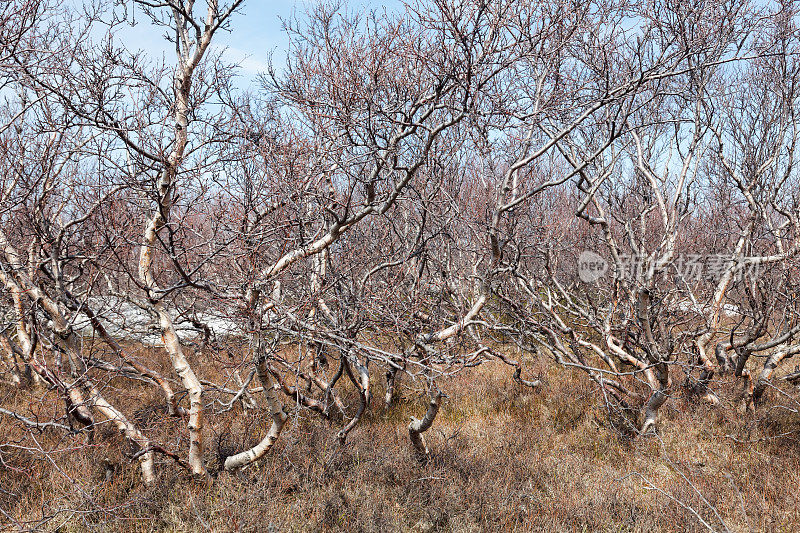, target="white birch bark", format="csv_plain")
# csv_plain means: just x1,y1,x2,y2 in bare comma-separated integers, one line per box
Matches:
223,358,287,470
409,387,443,462
135,1,241,477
